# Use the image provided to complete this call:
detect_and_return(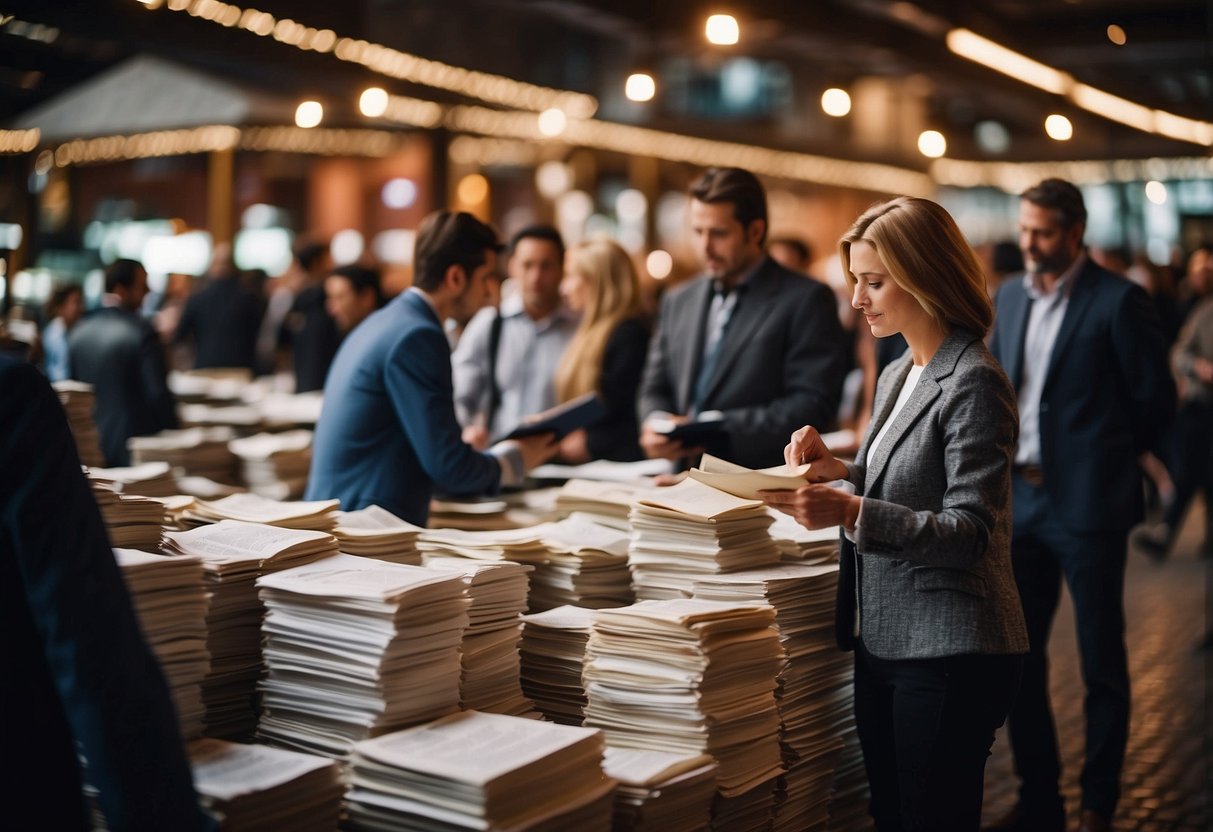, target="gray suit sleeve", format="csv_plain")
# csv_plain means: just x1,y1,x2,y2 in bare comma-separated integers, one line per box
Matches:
637,291,679,421
852,361,1017,569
